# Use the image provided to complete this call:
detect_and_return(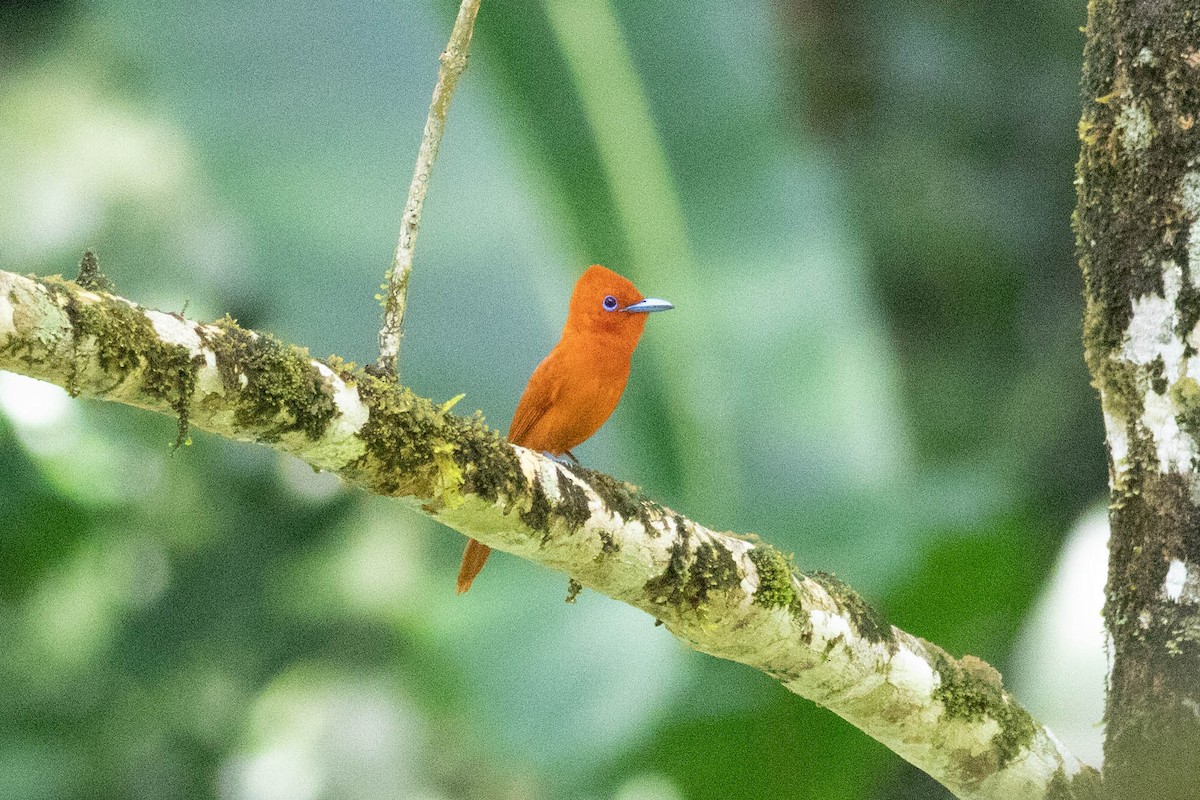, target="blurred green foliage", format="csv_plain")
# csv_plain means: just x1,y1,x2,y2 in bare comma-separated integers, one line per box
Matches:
0,0,1099,798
